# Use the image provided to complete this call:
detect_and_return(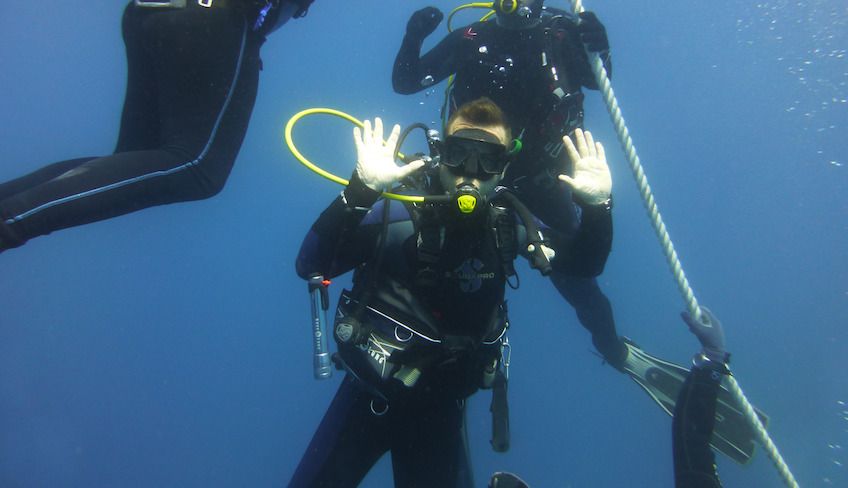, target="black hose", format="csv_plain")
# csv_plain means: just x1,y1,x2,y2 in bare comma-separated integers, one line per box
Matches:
394,123,430,163
494,190,552,276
